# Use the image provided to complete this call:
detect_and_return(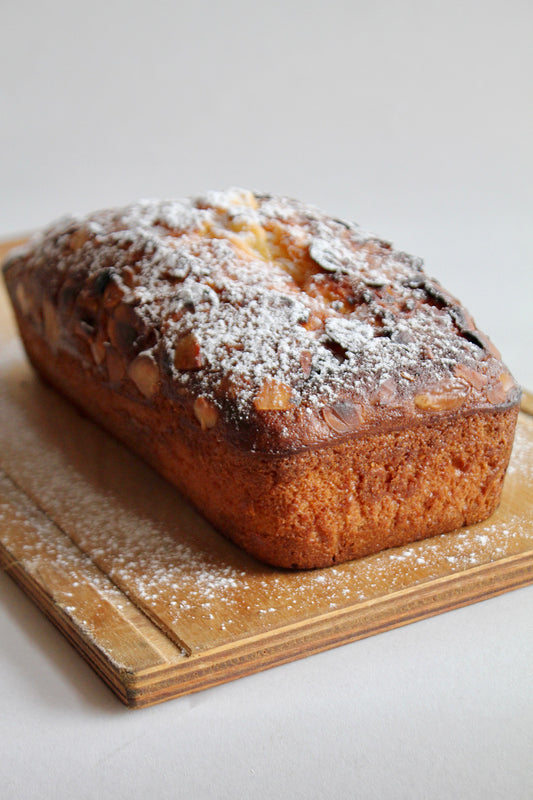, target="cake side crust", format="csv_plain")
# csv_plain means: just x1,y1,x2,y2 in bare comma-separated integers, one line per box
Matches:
12,315,519,569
